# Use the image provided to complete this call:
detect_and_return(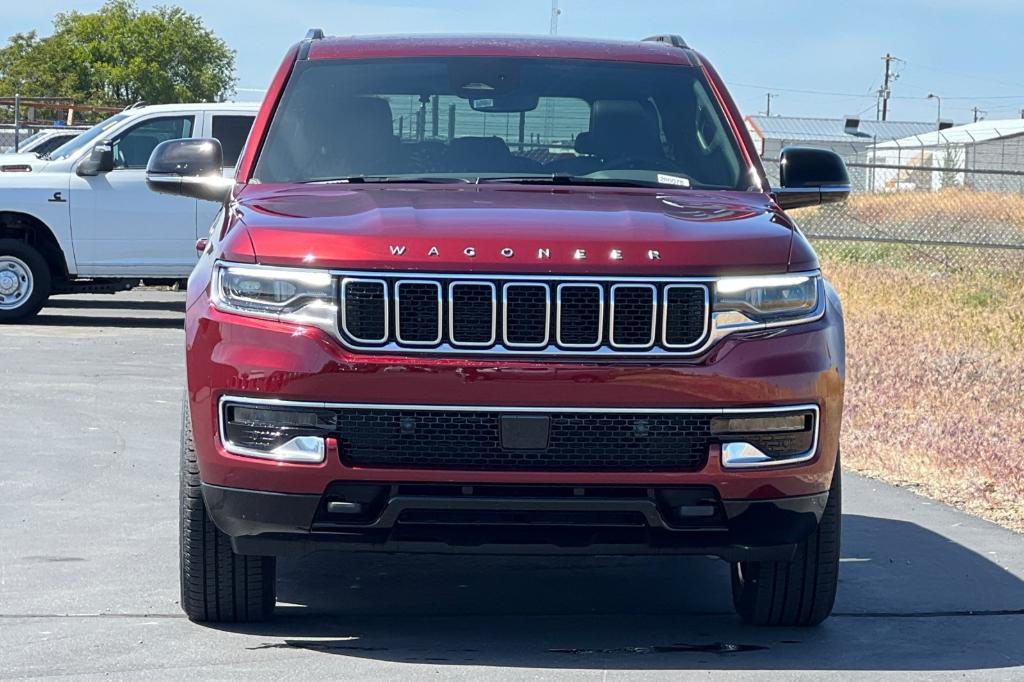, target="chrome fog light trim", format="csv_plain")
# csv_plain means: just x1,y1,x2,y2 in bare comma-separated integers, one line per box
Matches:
223,434,326,464
721,442,774,468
